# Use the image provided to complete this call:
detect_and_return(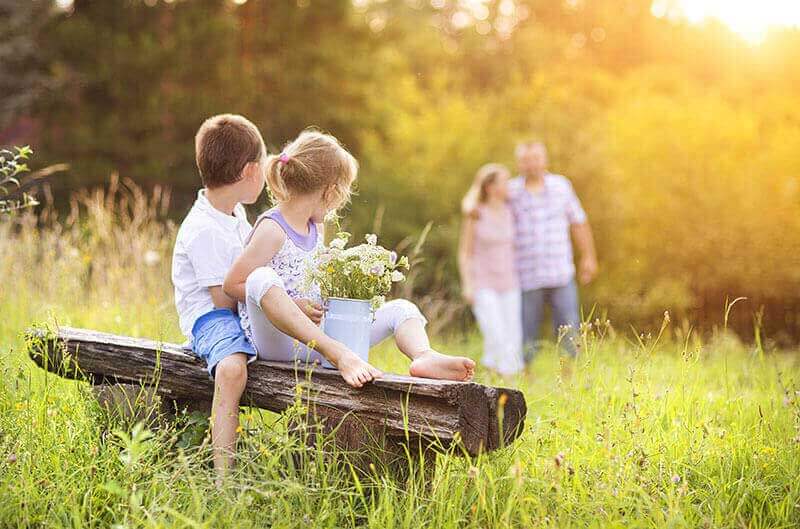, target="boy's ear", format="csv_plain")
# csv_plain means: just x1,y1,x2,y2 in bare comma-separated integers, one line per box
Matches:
242,160,261,181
